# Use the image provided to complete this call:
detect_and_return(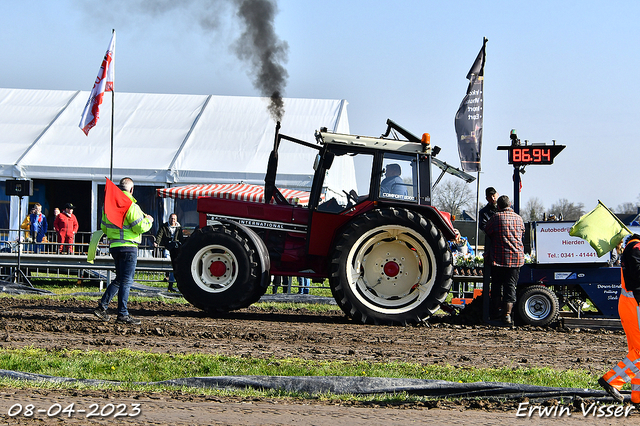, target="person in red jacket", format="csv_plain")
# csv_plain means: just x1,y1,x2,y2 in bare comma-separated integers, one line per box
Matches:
54,203,79,254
